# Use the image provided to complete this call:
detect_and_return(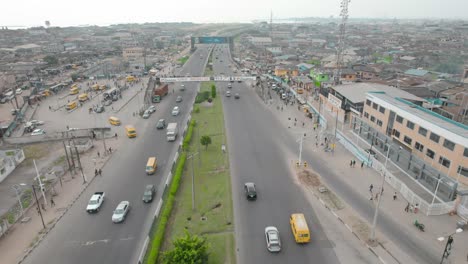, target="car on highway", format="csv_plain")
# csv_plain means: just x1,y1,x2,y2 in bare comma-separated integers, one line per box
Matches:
142,110,151,119
226,91,231,97
176,96,183,103
180,84,185,91
234,93,240,99
228,83,232,88
244,182,257,200
112,201,130,223
147,105,156,113
142,185,155,203
265,226,281,252
172,106,180,116
156,119,166,129
86,192,105,213
238,80,242,83
31,129,45,136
